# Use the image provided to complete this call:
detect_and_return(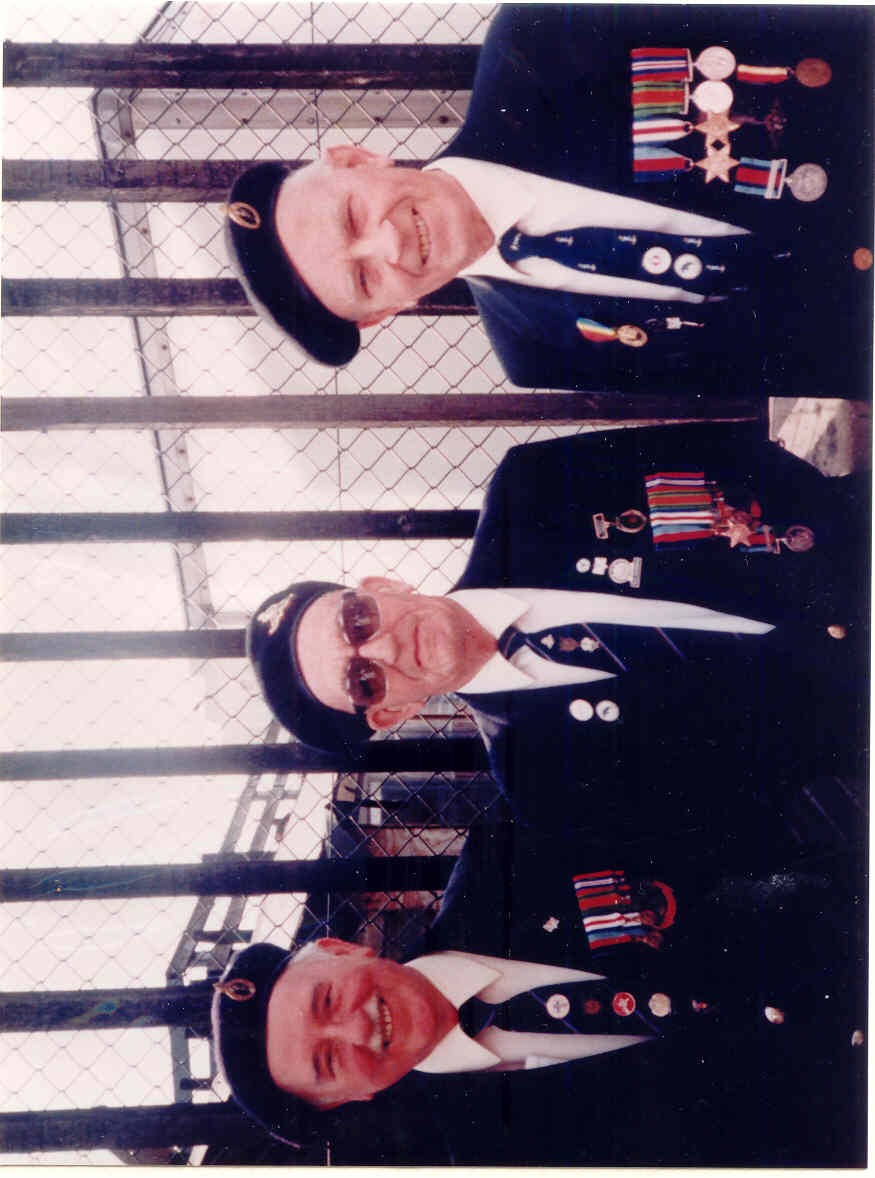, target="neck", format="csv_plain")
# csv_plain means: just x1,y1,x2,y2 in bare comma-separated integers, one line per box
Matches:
448,598,498,685
430,167,495,266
